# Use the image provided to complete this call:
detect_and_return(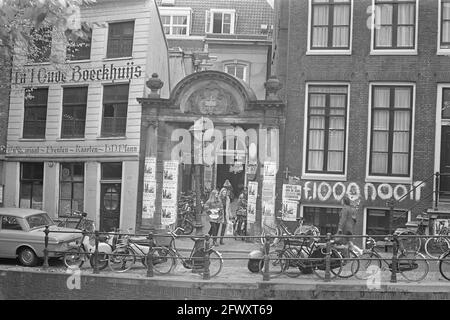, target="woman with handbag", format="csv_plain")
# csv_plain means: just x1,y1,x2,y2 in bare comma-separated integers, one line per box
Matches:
204,189,223,246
